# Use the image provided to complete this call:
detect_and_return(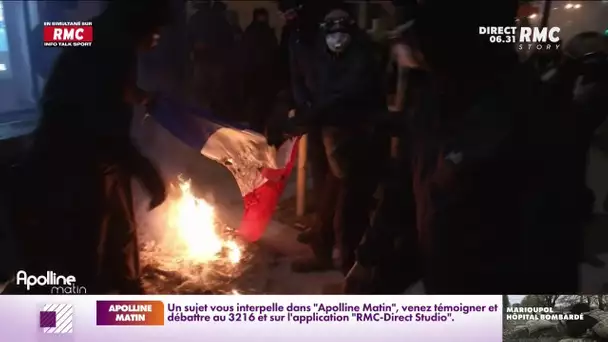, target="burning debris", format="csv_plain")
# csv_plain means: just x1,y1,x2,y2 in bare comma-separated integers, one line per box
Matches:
139,177,253,294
